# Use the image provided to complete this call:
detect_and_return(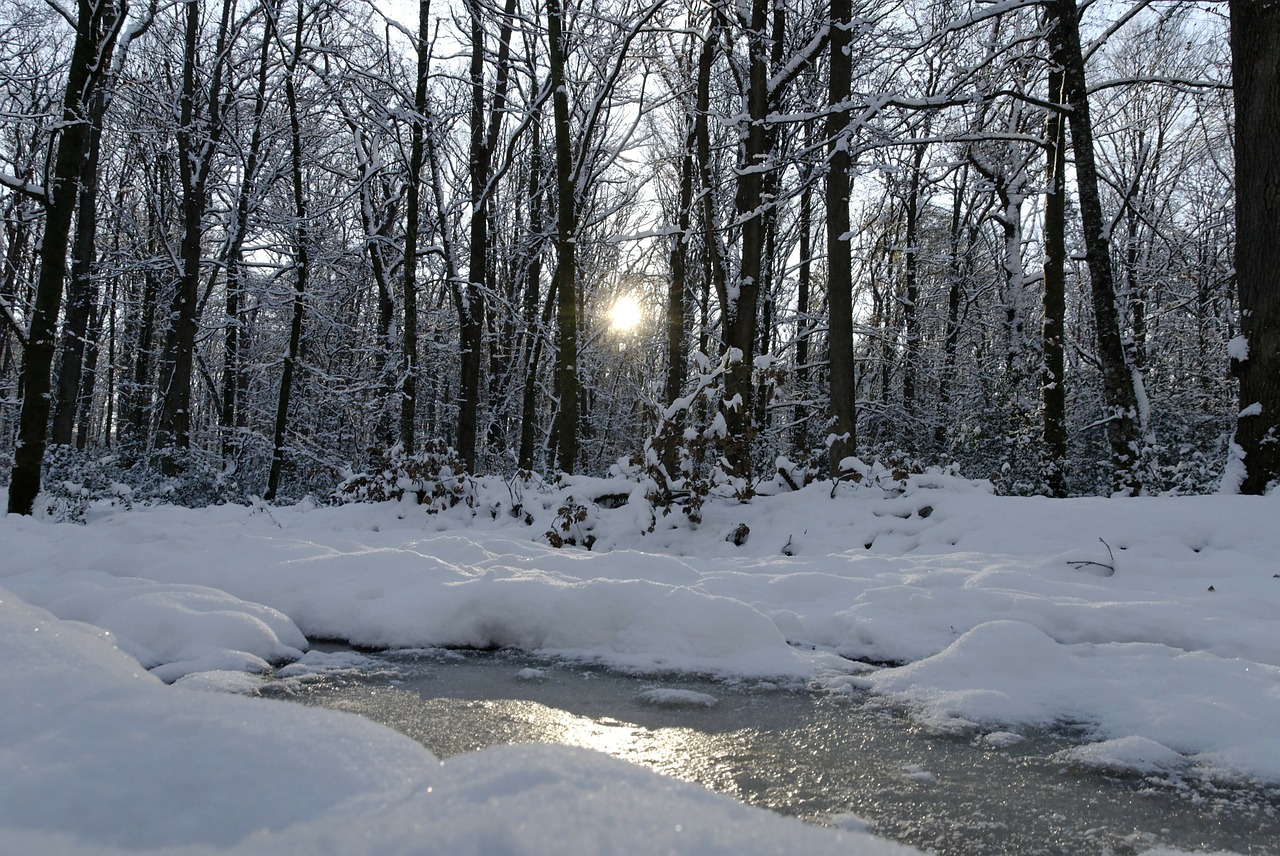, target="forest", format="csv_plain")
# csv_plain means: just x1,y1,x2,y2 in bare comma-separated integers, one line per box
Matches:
0,0,1259,512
